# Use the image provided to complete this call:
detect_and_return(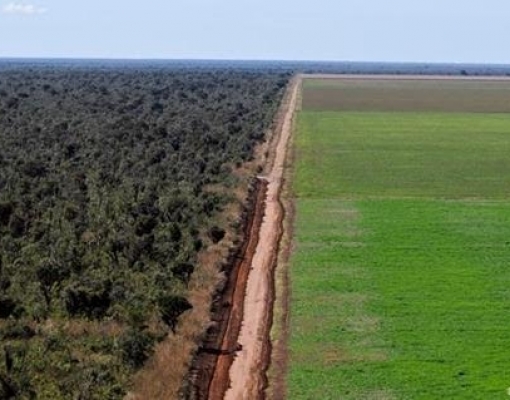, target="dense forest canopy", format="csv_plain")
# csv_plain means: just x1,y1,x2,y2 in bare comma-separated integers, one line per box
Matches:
2,58,510,76
0,65,288,399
